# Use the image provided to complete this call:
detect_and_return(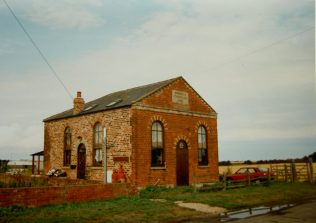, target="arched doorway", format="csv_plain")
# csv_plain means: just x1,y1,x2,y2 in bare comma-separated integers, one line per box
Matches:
176,140,189,186
77,143,86,179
